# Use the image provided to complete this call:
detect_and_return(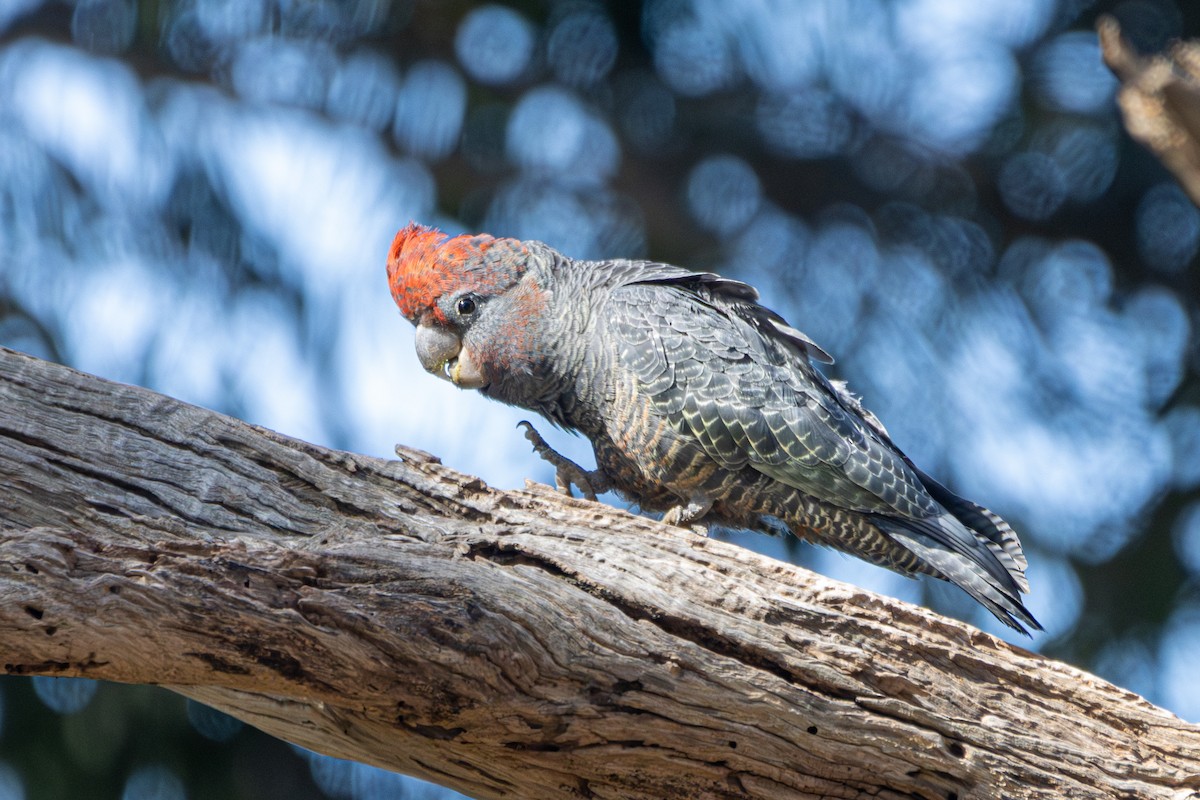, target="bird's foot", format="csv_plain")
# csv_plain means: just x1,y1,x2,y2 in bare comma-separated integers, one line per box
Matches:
662,496,713,530
518,421,610,501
